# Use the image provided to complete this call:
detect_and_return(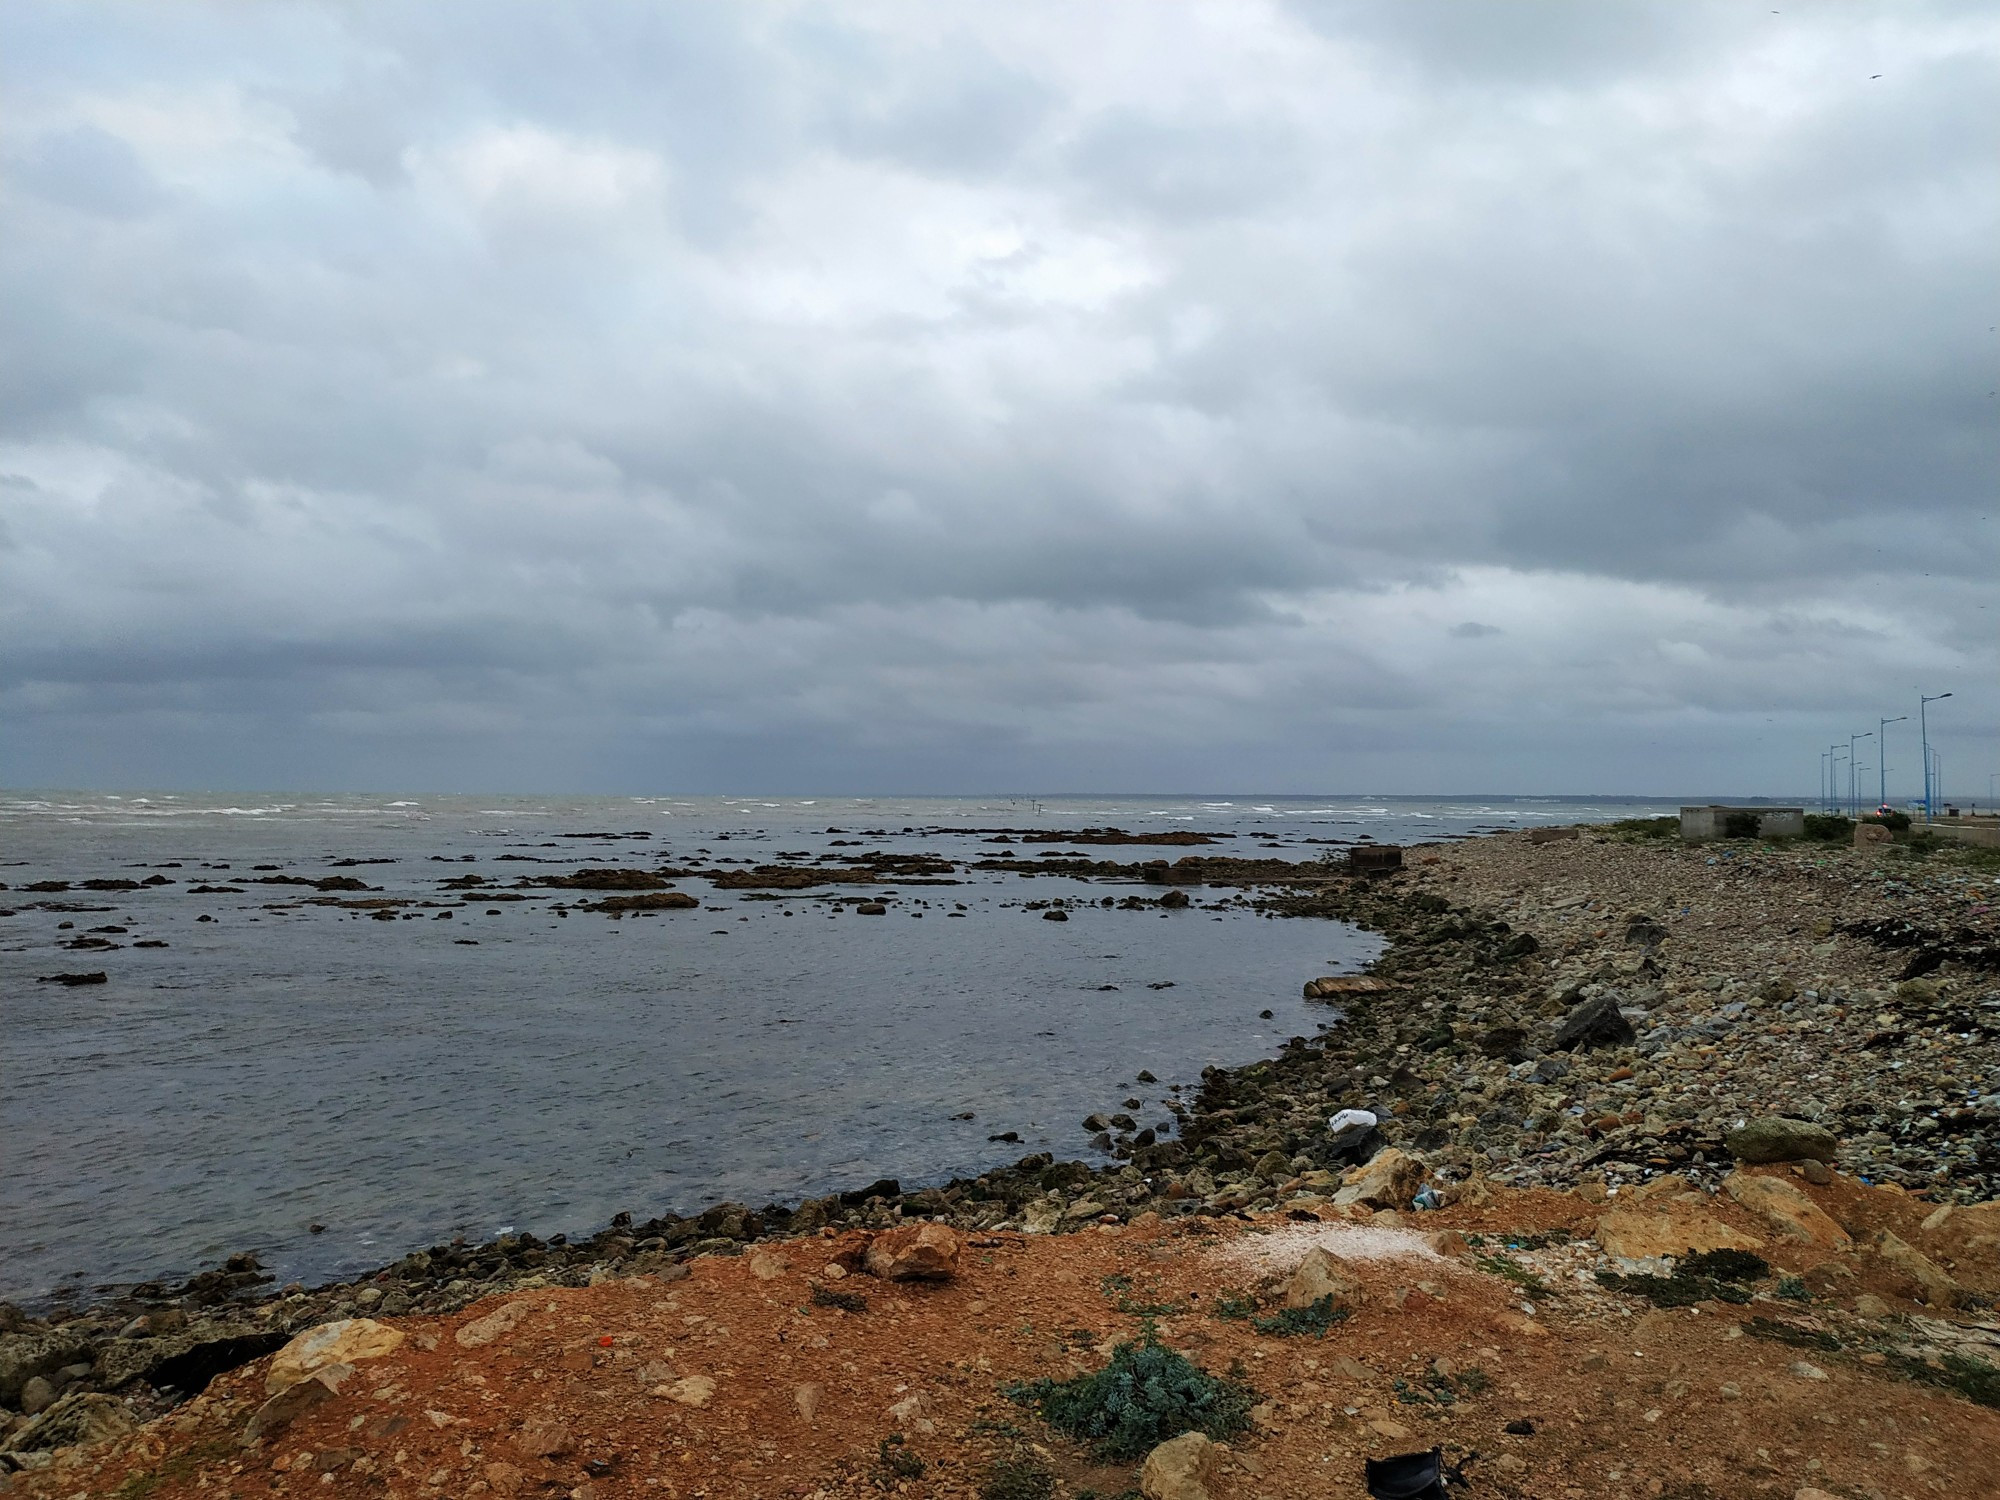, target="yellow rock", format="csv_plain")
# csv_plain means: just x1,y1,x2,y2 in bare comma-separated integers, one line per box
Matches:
1595,1208,1763,1260
265,1318,405,1395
